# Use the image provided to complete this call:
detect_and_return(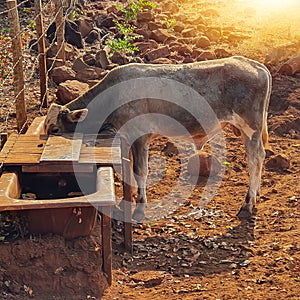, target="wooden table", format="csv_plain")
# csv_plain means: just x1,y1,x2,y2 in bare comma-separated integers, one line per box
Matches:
0,123,133,285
